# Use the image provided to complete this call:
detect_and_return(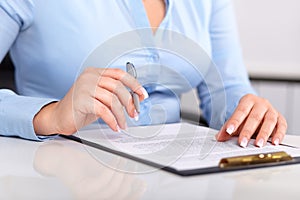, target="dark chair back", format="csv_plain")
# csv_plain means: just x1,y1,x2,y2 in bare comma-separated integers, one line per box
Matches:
0,54,16,91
